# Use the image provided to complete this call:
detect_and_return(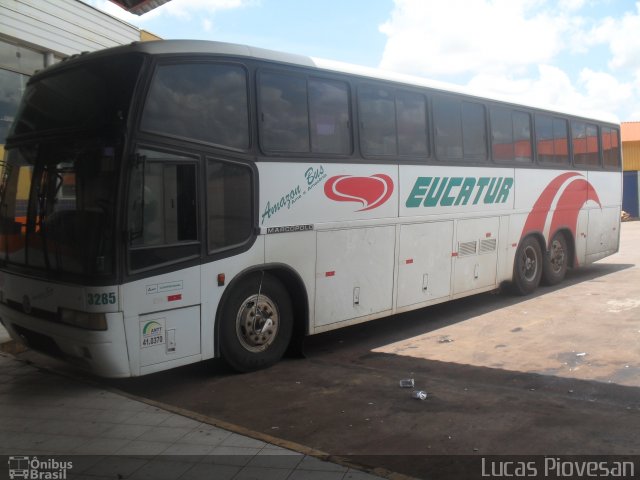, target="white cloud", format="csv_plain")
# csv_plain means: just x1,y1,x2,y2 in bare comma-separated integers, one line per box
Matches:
466,65,638,121
378,0,568,77
593,2,640,71
378,0,640,120
558,0,586,11
578,68,634,109
147,0,250,20
467,65,582,112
